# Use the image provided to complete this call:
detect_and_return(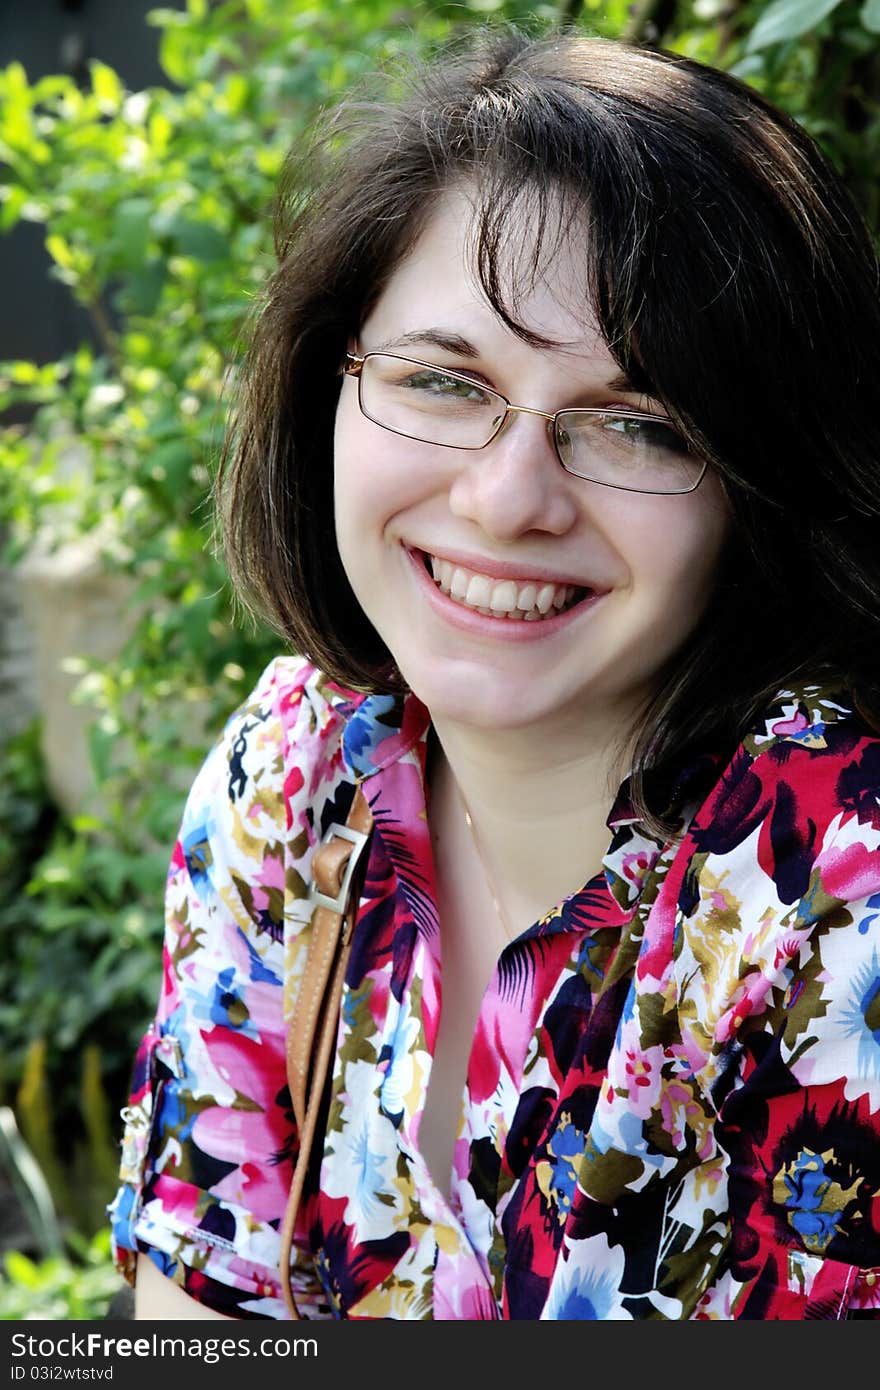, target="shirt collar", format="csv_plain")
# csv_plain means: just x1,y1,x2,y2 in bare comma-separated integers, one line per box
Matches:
344,687,714,817
341,688,430,780
604,755,722,833
340,687,713,911
337,677,854,911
